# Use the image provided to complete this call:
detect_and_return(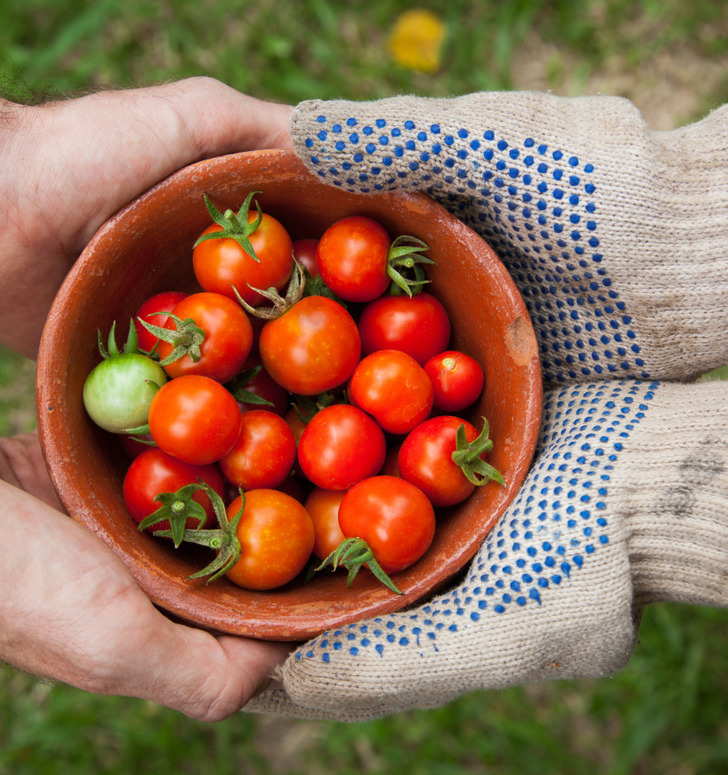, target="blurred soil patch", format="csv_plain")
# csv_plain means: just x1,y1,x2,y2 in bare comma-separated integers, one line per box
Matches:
511,29,728,129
